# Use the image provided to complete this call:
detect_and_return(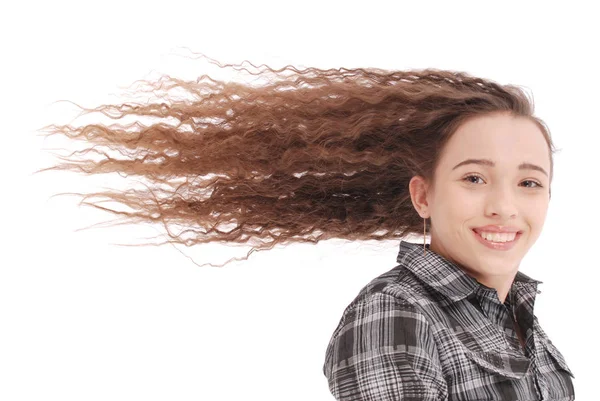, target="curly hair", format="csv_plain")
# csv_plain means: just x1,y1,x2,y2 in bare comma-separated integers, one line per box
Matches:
34,53,557,267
